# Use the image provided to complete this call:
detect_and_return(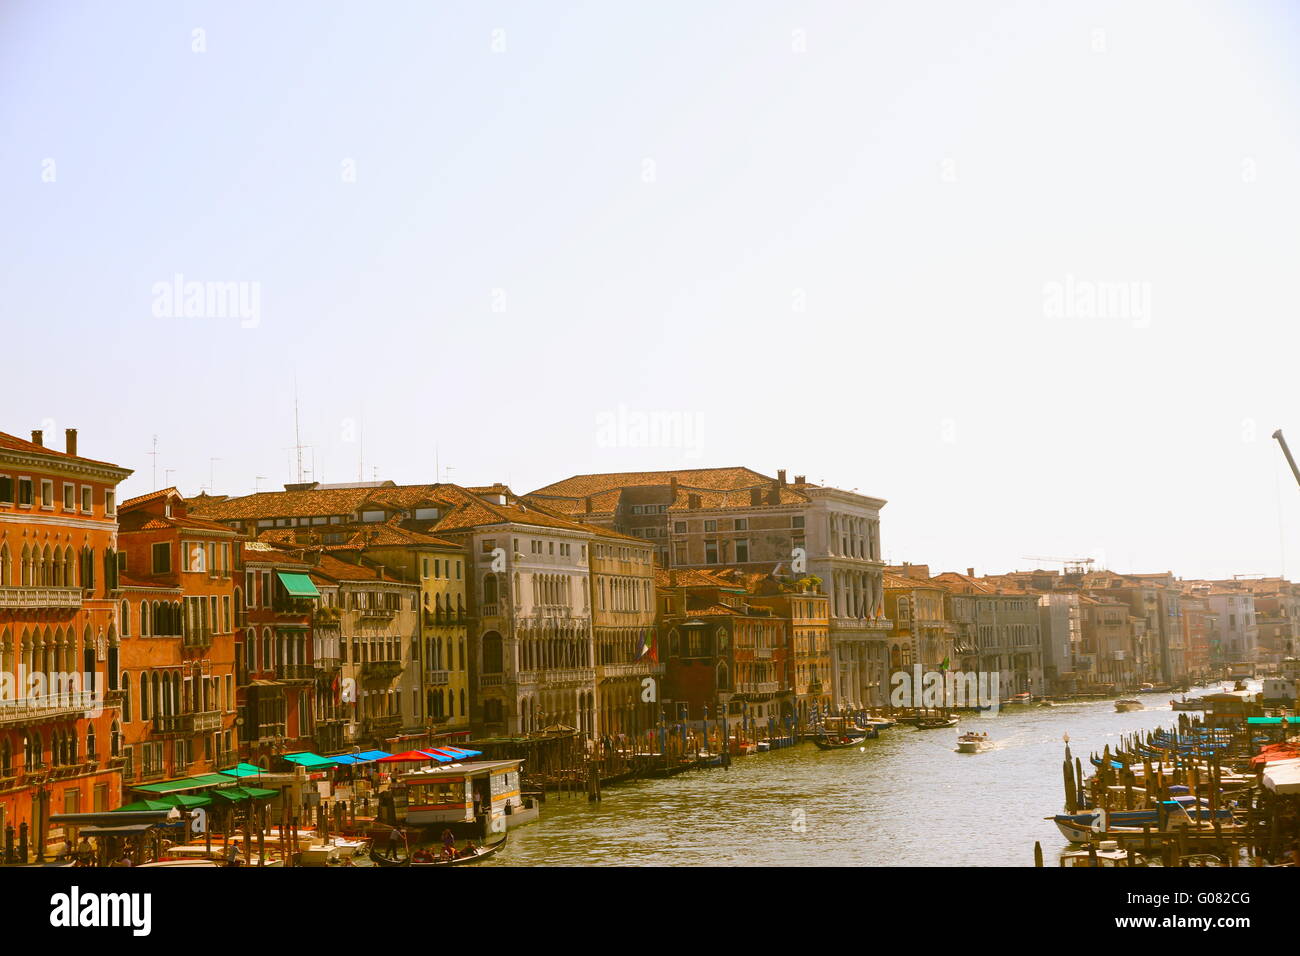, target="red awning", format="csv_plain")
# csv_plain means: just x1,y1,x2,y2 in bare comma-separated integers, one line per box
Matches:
377,750,438,763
